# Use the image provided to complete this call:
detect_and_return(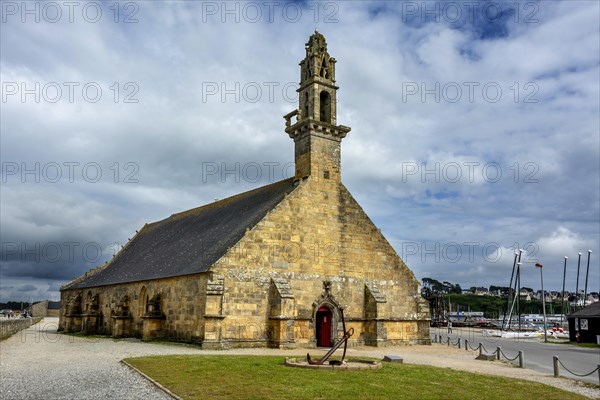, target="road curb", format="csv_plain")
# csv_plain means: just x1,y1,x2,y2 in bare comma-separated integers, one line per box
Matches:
120,359,184,400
